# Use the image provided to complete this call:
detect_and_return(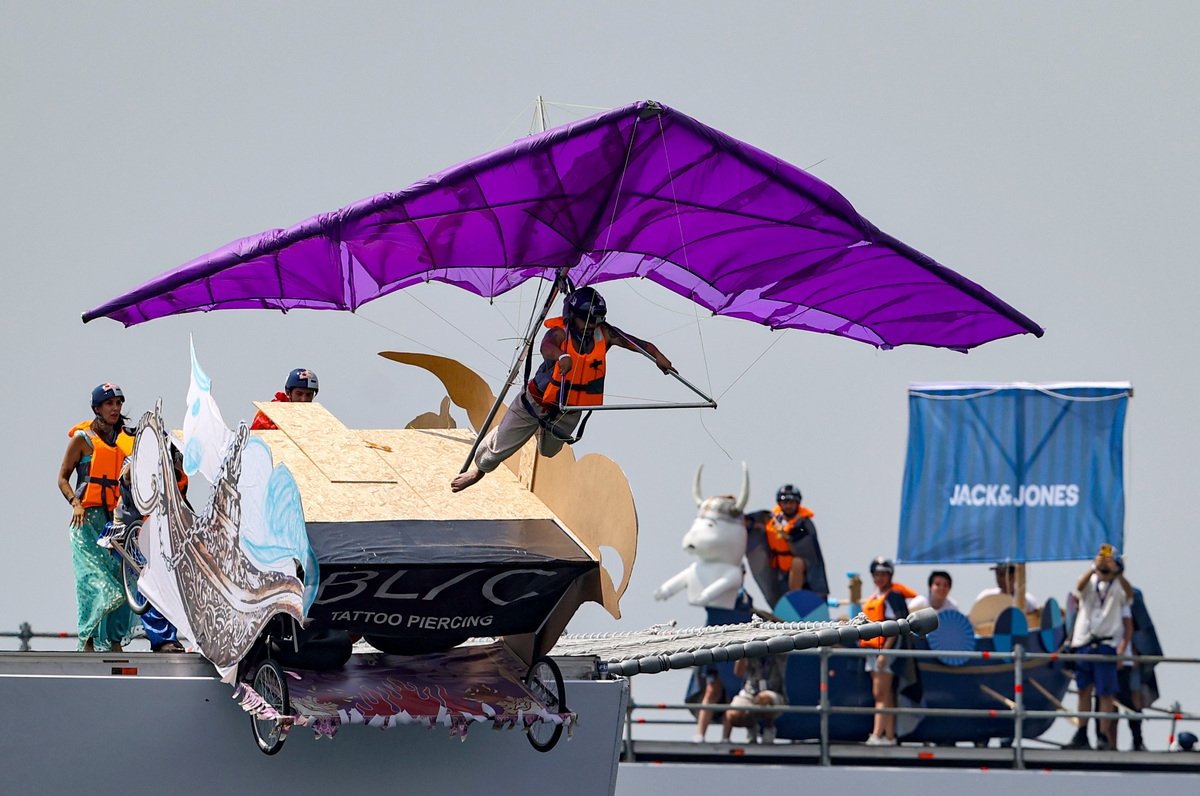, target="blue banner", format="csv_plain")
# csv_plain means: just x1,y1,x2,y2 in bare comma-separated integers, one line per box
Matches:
898,383,1130,564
